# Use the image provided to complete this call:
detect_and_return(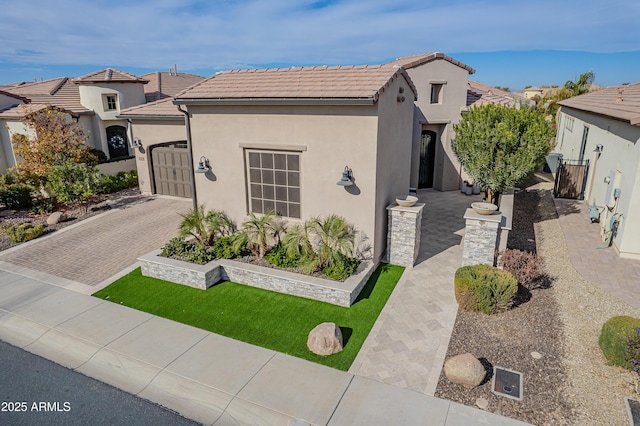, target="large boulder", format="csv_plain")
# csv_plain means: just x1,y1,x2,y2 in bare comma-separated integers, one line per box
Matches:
307,322,343,356
47,211,68,225
444,353,486,388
